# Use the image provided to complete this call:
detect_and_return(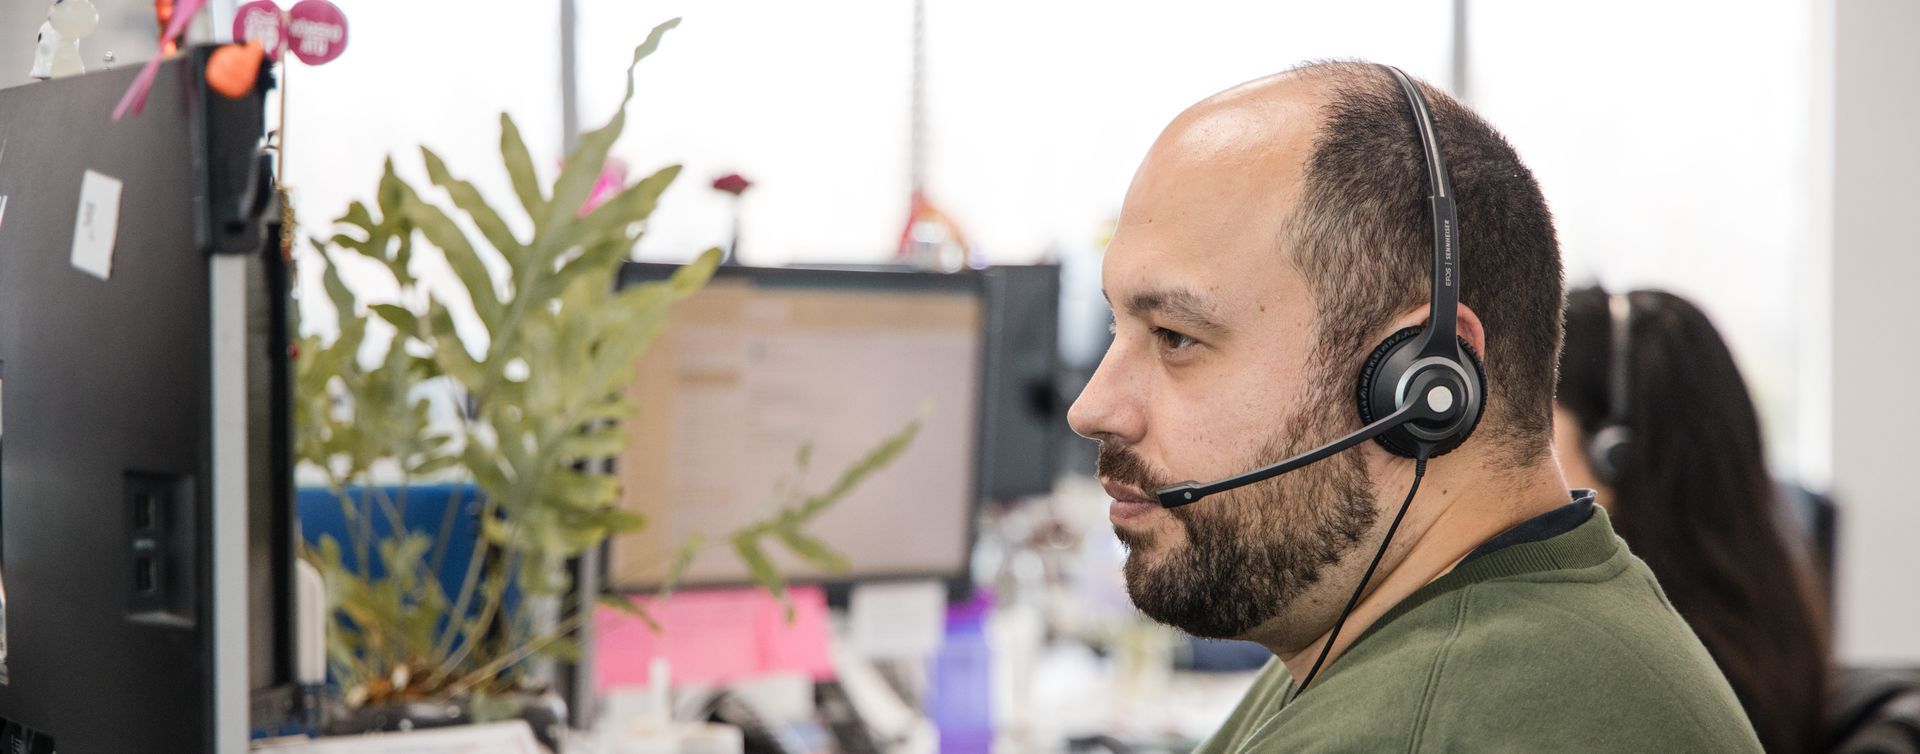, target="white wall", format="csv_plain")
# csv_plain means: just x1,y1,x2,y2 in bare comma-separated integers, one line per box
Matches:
570,0,1451,268
1467,0,1827,481
281,0,565,345
1831,0,1920,665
